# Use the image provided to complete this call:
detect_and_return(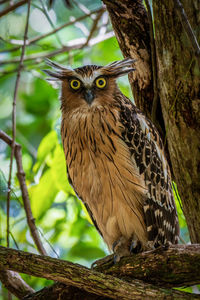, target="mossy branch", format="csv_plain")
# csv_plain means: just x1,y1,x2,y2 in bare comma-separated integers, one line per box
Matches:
0,245,200,299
